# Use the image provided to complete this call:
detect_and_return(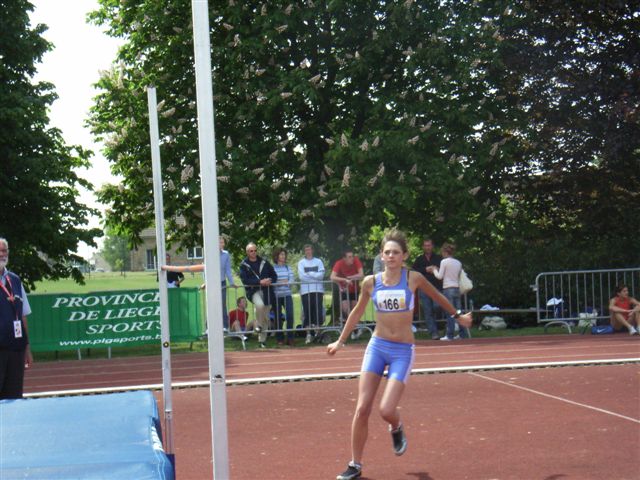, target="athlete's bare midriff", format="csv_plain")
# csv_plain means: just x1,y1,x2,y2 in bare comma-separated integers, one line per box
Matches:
372,311,415,344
